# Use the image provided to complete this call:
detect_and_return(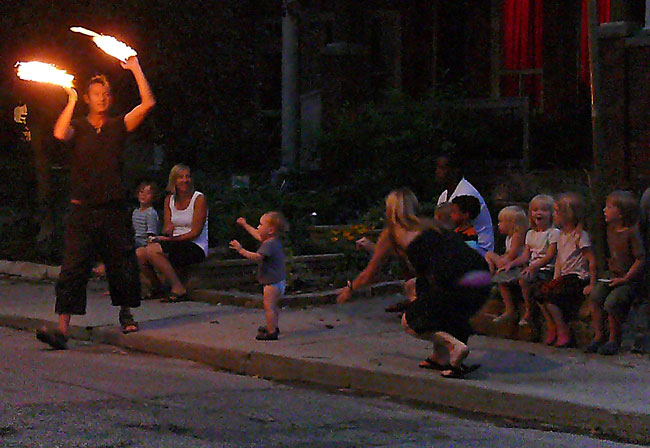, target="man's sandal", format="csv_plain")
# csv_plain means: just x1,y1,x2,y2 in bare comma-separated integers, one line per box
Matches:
36,327,68,350
119,309,139,334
